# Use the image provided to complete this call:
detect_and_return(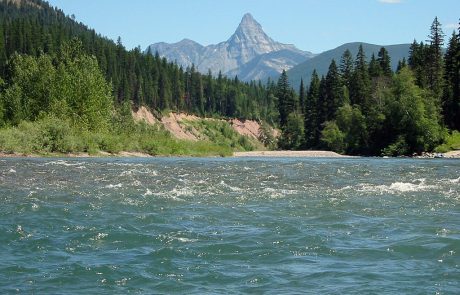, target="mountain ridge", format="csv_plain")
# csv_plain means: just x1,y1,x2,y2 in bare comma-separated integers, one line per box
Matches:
287,42,412,90
146,13,315,81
